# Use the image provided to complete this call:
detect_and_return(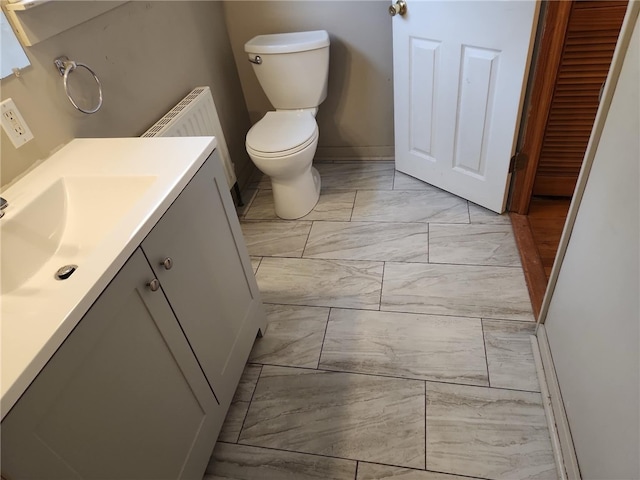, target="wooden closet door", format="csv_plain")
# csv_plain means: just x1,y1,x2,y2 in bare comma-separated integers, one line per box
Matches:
533,0,627,197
